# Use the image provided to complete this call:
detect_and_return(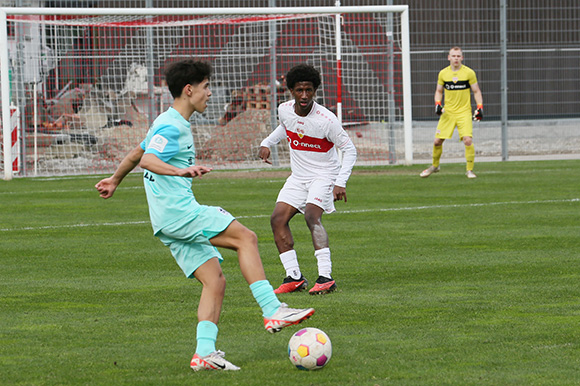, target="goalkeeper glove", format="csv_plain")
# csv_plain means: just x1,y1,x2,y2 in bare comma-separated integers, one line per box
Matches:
435,101,444,115
473,104,483,121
